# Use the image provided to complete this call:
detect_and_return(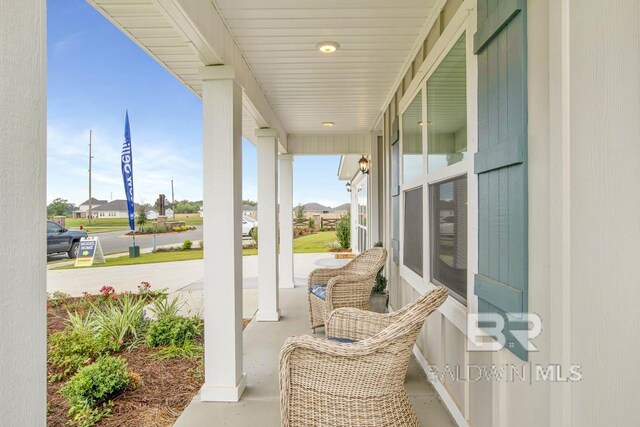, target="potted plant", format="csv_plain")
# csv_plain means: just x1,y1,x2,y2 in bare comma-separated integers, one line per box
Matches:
370,242,388,313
